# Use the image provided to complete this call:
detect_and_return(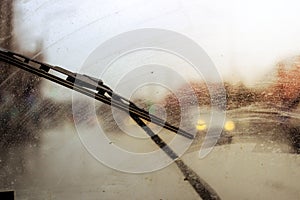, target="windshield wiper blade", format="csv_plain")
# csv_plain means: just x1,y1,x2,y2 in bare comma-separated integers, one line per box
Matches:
0,49,194,139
